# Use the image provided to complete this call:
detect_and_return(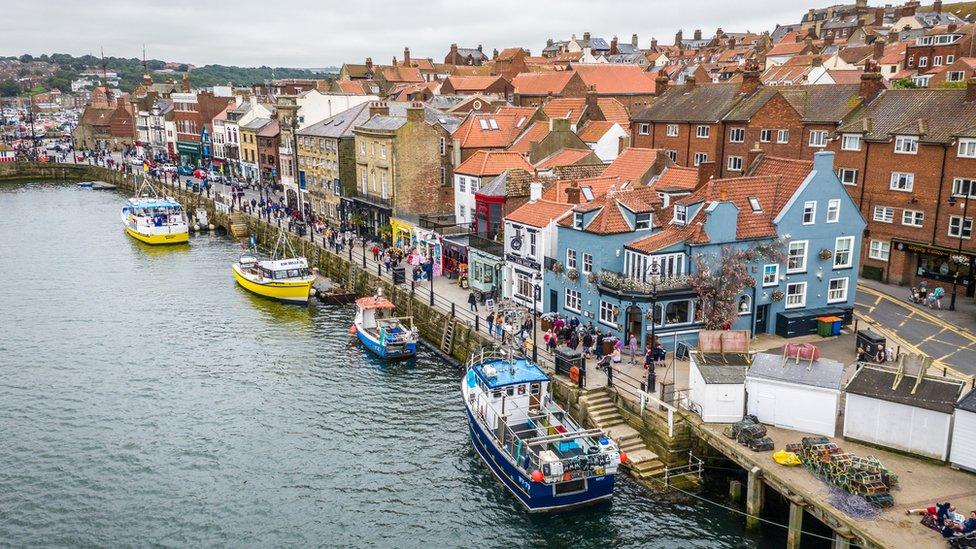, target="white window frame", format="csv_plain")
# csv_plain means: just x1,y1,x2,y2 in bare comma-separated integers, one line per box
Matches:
762,264,780,287
727,155,743,172
729,127,744,143
826,199,840,223
565,288,581,312
889,172,914,192
808,130,827,148
639,123,650,135
802,201,816,225
827,277,849,304
582,253,593,274
759,129,772,143
785,281,807,309
949,216,973,239
566,248,578,269
666,124,678,137
953,178,976,198
693,152,708,166
634,212,652,230
787,240,808,273
902,209,924,227
894,135,919,155
873,206,894,223
868,239,890,261
933,55,943,66
958,139,976,159
838,168,858,186
948,71,966,82
573,212,584,229
777,129,789,144
695,125,710,139
673,204,687,224
834,236,854,269
919,56,928,68
841,134,861,151
599,300,617,327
